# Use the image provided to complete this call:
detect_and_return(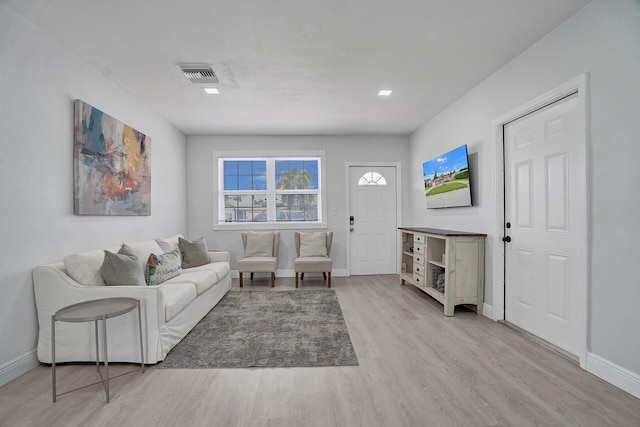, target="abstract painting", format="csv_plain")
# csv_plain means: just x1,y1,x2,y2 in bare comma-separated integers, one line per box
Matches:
73,100,151,215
